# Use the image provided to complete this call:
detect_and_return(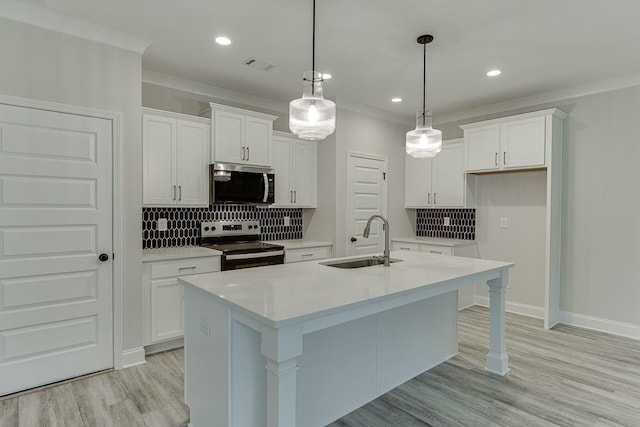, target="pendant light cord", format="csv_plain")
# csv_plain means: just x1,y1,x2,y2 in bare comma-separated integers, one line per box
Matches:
422,41,427,126
311,0,316,95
